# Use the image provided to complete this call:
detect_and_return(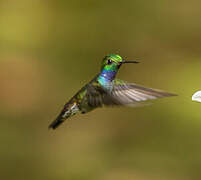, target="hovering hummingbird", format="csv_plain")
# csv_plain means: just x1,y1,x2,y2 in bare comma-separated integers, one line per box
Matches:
49,54,176,129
